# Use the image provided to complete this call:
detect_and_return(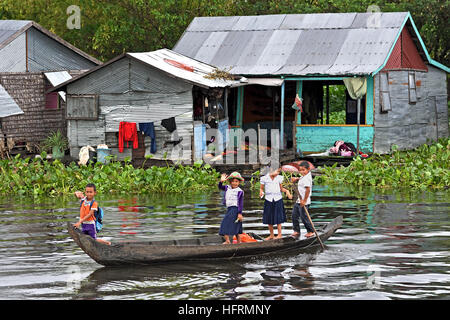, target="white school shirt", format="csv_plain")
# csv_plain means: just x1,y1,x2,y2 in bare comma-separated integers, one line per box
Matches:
225,186,243,207
260,174,283,202
297,172,312,205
